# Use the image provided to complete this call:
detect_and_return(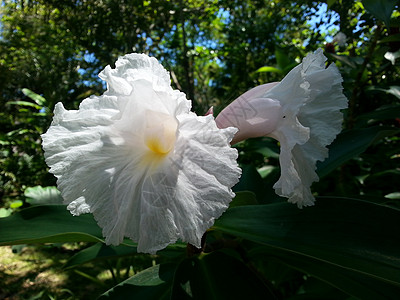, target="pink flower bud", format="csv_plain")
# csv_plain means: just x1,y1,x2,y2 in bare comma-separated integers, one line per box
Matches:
216,83,280,144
